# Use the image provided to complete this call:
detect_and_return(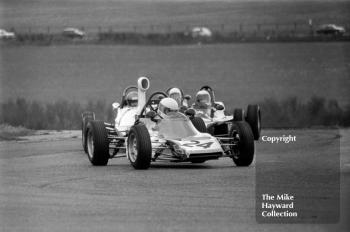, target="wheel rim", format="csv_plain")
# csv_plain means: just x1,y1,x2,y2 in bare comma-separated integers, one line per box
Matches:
87,130,94,160
128,133,138,162
232,147,240,160
231,127,241,160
